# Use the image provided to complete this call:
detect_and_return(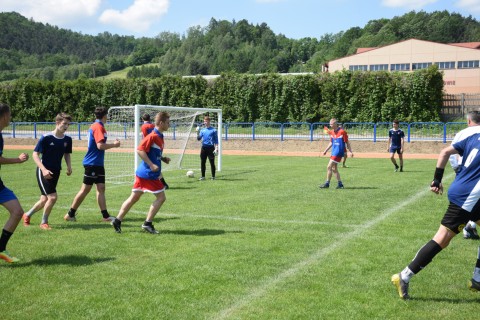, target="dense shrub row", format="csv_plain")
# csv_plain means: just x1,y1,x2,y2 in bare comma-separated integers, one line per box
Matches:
0,67,443,123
